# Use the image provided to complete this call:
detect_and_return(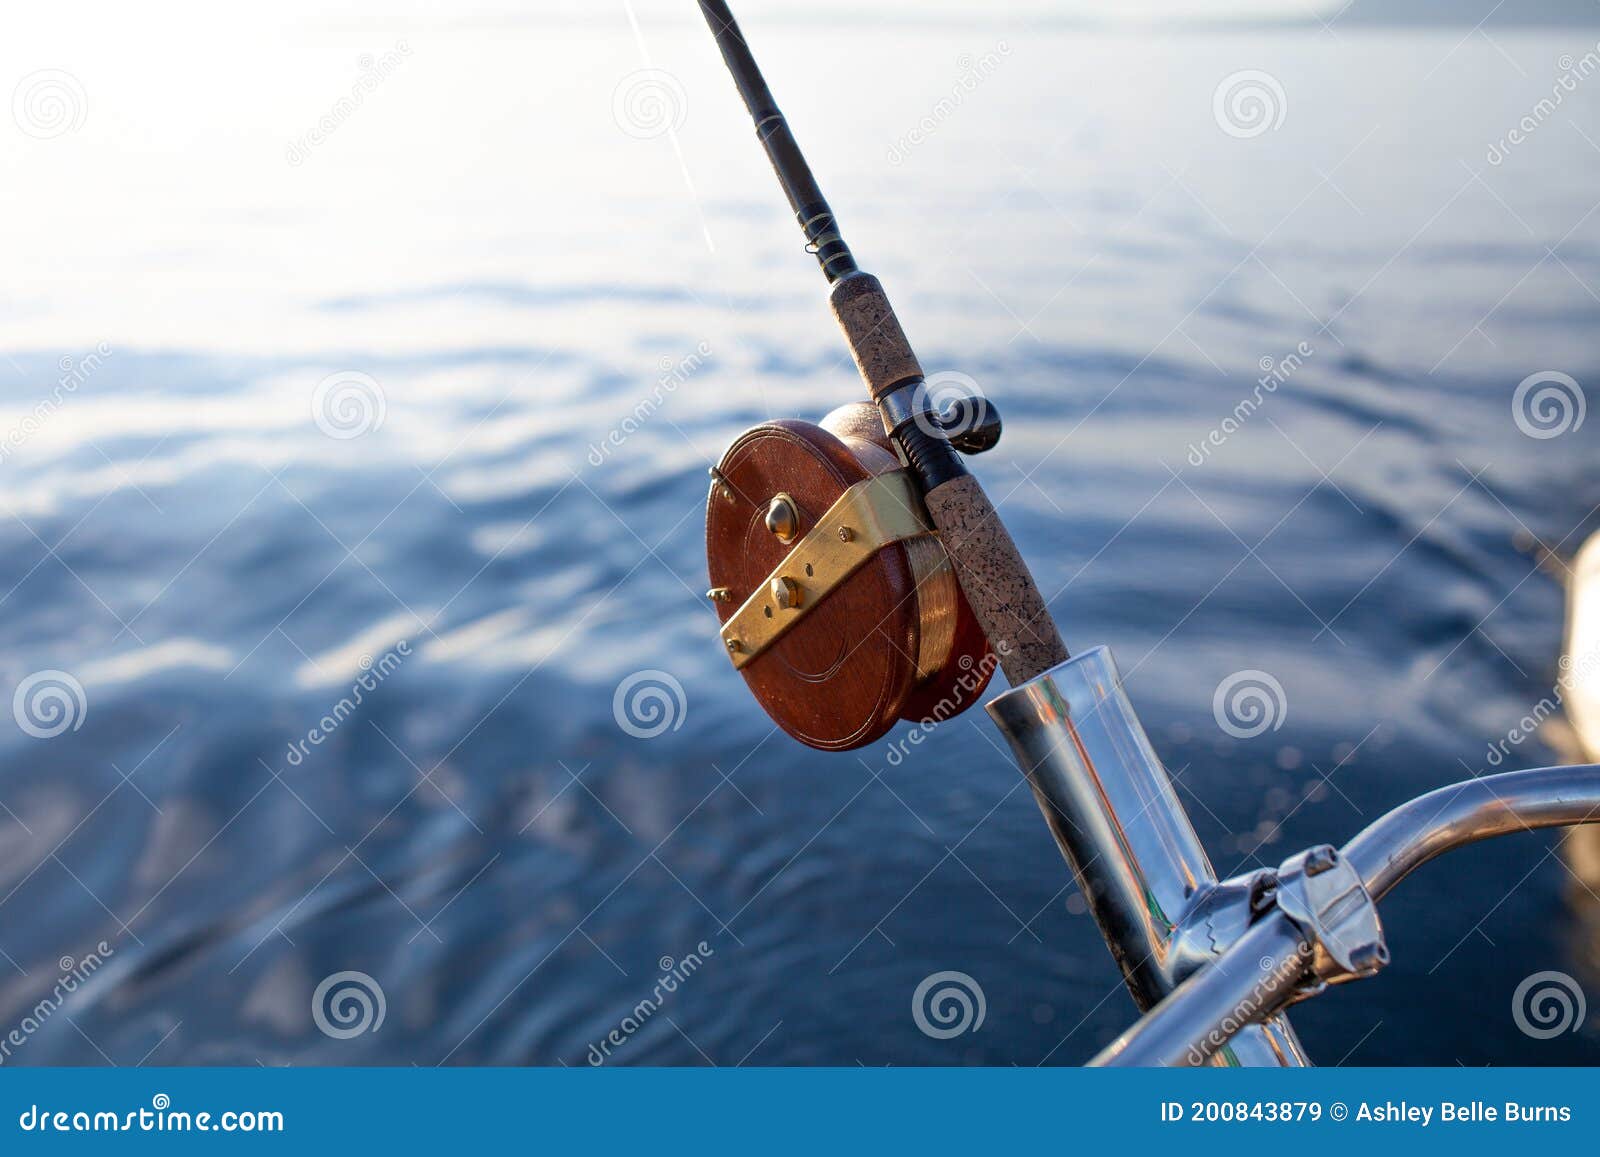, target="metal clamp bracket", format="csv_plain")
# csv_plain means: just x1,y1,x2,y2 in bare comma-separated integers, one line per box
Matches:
721,470,932,668
1273,845,1388,987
